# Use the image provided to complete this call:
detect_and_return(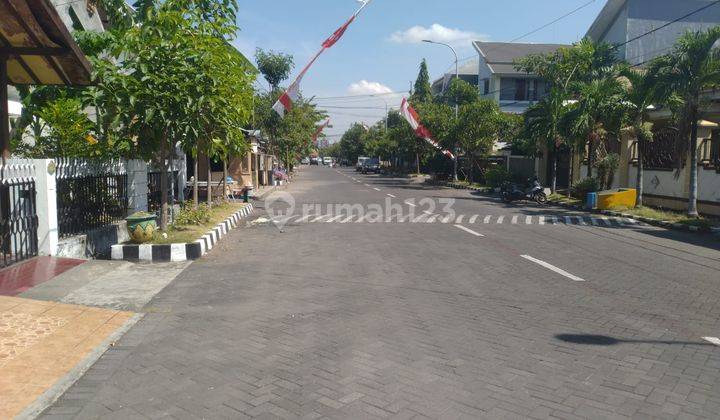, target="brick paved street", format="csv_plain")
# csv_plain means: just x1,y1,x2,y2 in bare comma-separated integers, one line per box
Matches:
44,167,720,419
